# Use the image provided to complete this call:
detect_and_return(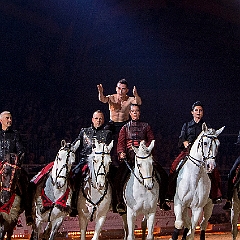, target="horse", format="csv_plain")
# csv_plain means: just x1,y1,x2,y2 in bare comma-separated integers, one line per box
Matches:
30,139,80,240
231,177,240,240
0,154,23,240
122,140,159,240
171,123,224,240
77,140,113,240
